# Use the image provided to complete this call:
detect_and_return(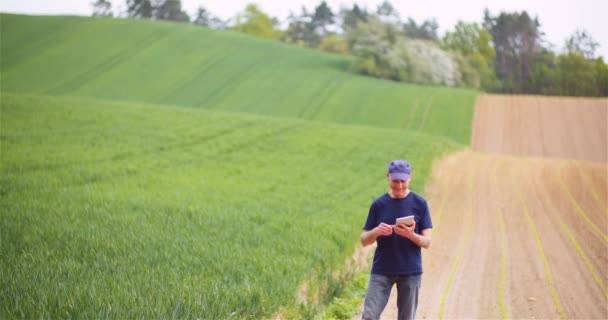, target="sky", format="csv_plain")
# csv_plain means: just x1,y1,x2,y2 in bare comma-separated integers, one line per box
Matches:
1,0,607,58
